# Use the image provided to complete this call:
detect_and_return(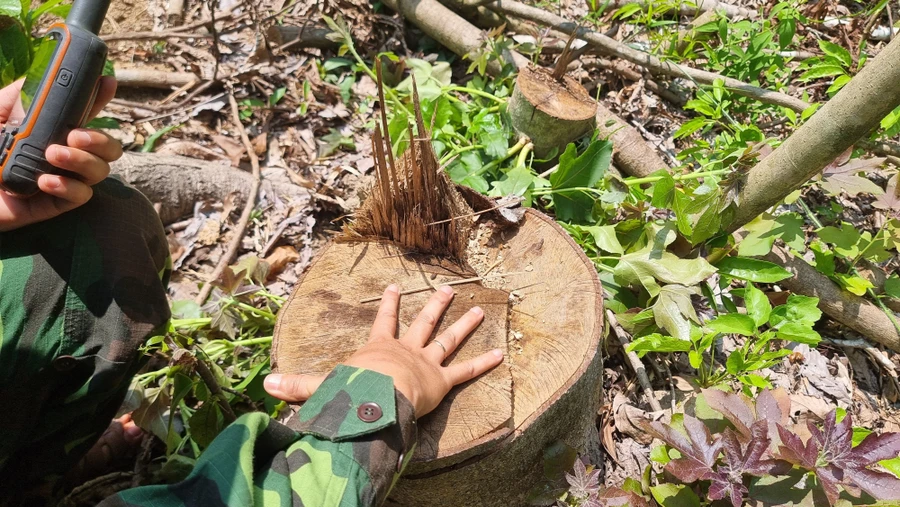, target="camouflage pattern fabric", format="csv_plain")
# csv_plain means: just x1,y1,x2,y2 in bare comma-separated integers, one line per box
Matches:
0,177,171,503
0,176,417,506
100,365,418,507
